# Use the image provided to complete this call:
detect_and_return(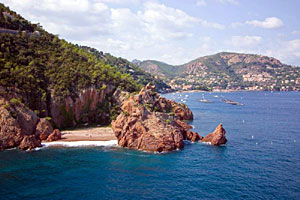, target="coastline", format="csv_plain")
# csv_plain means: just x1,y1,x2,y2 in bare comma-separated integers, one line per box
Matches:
163,89,300,94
